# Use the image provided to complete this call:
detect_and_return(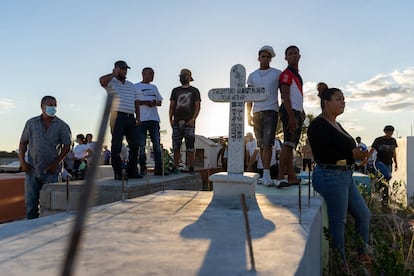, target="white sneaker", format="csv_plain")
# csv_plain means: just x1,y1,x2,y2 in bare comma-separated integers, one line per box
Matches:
262,178,275,187
274,179,290,188
257,178,263,185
